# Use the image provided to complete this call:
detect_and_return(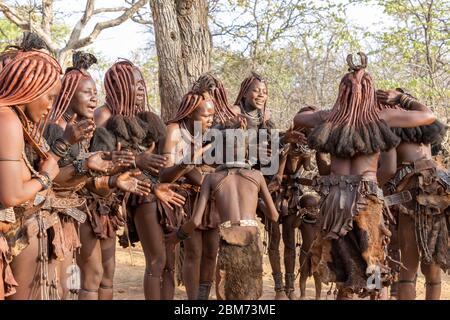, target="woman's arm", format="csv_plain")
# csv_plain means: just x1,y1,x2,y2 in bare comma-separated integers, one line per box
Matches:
377,148,397,186
159,123,195,183
258,172,279,222
378,90,436,128
180,175,212,235
53,165,88,187
0,114,45,207
316,152,331,176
